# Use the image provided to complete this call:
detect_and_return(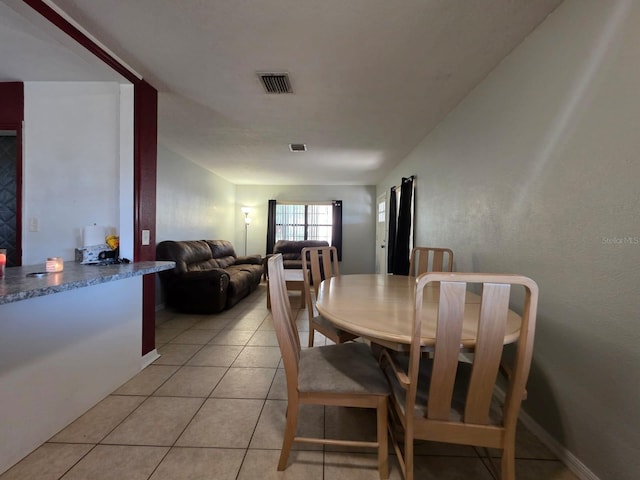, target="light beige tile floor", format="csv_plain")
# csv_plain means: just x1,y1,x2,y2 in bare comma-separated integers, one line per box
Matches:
0,283,580,480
